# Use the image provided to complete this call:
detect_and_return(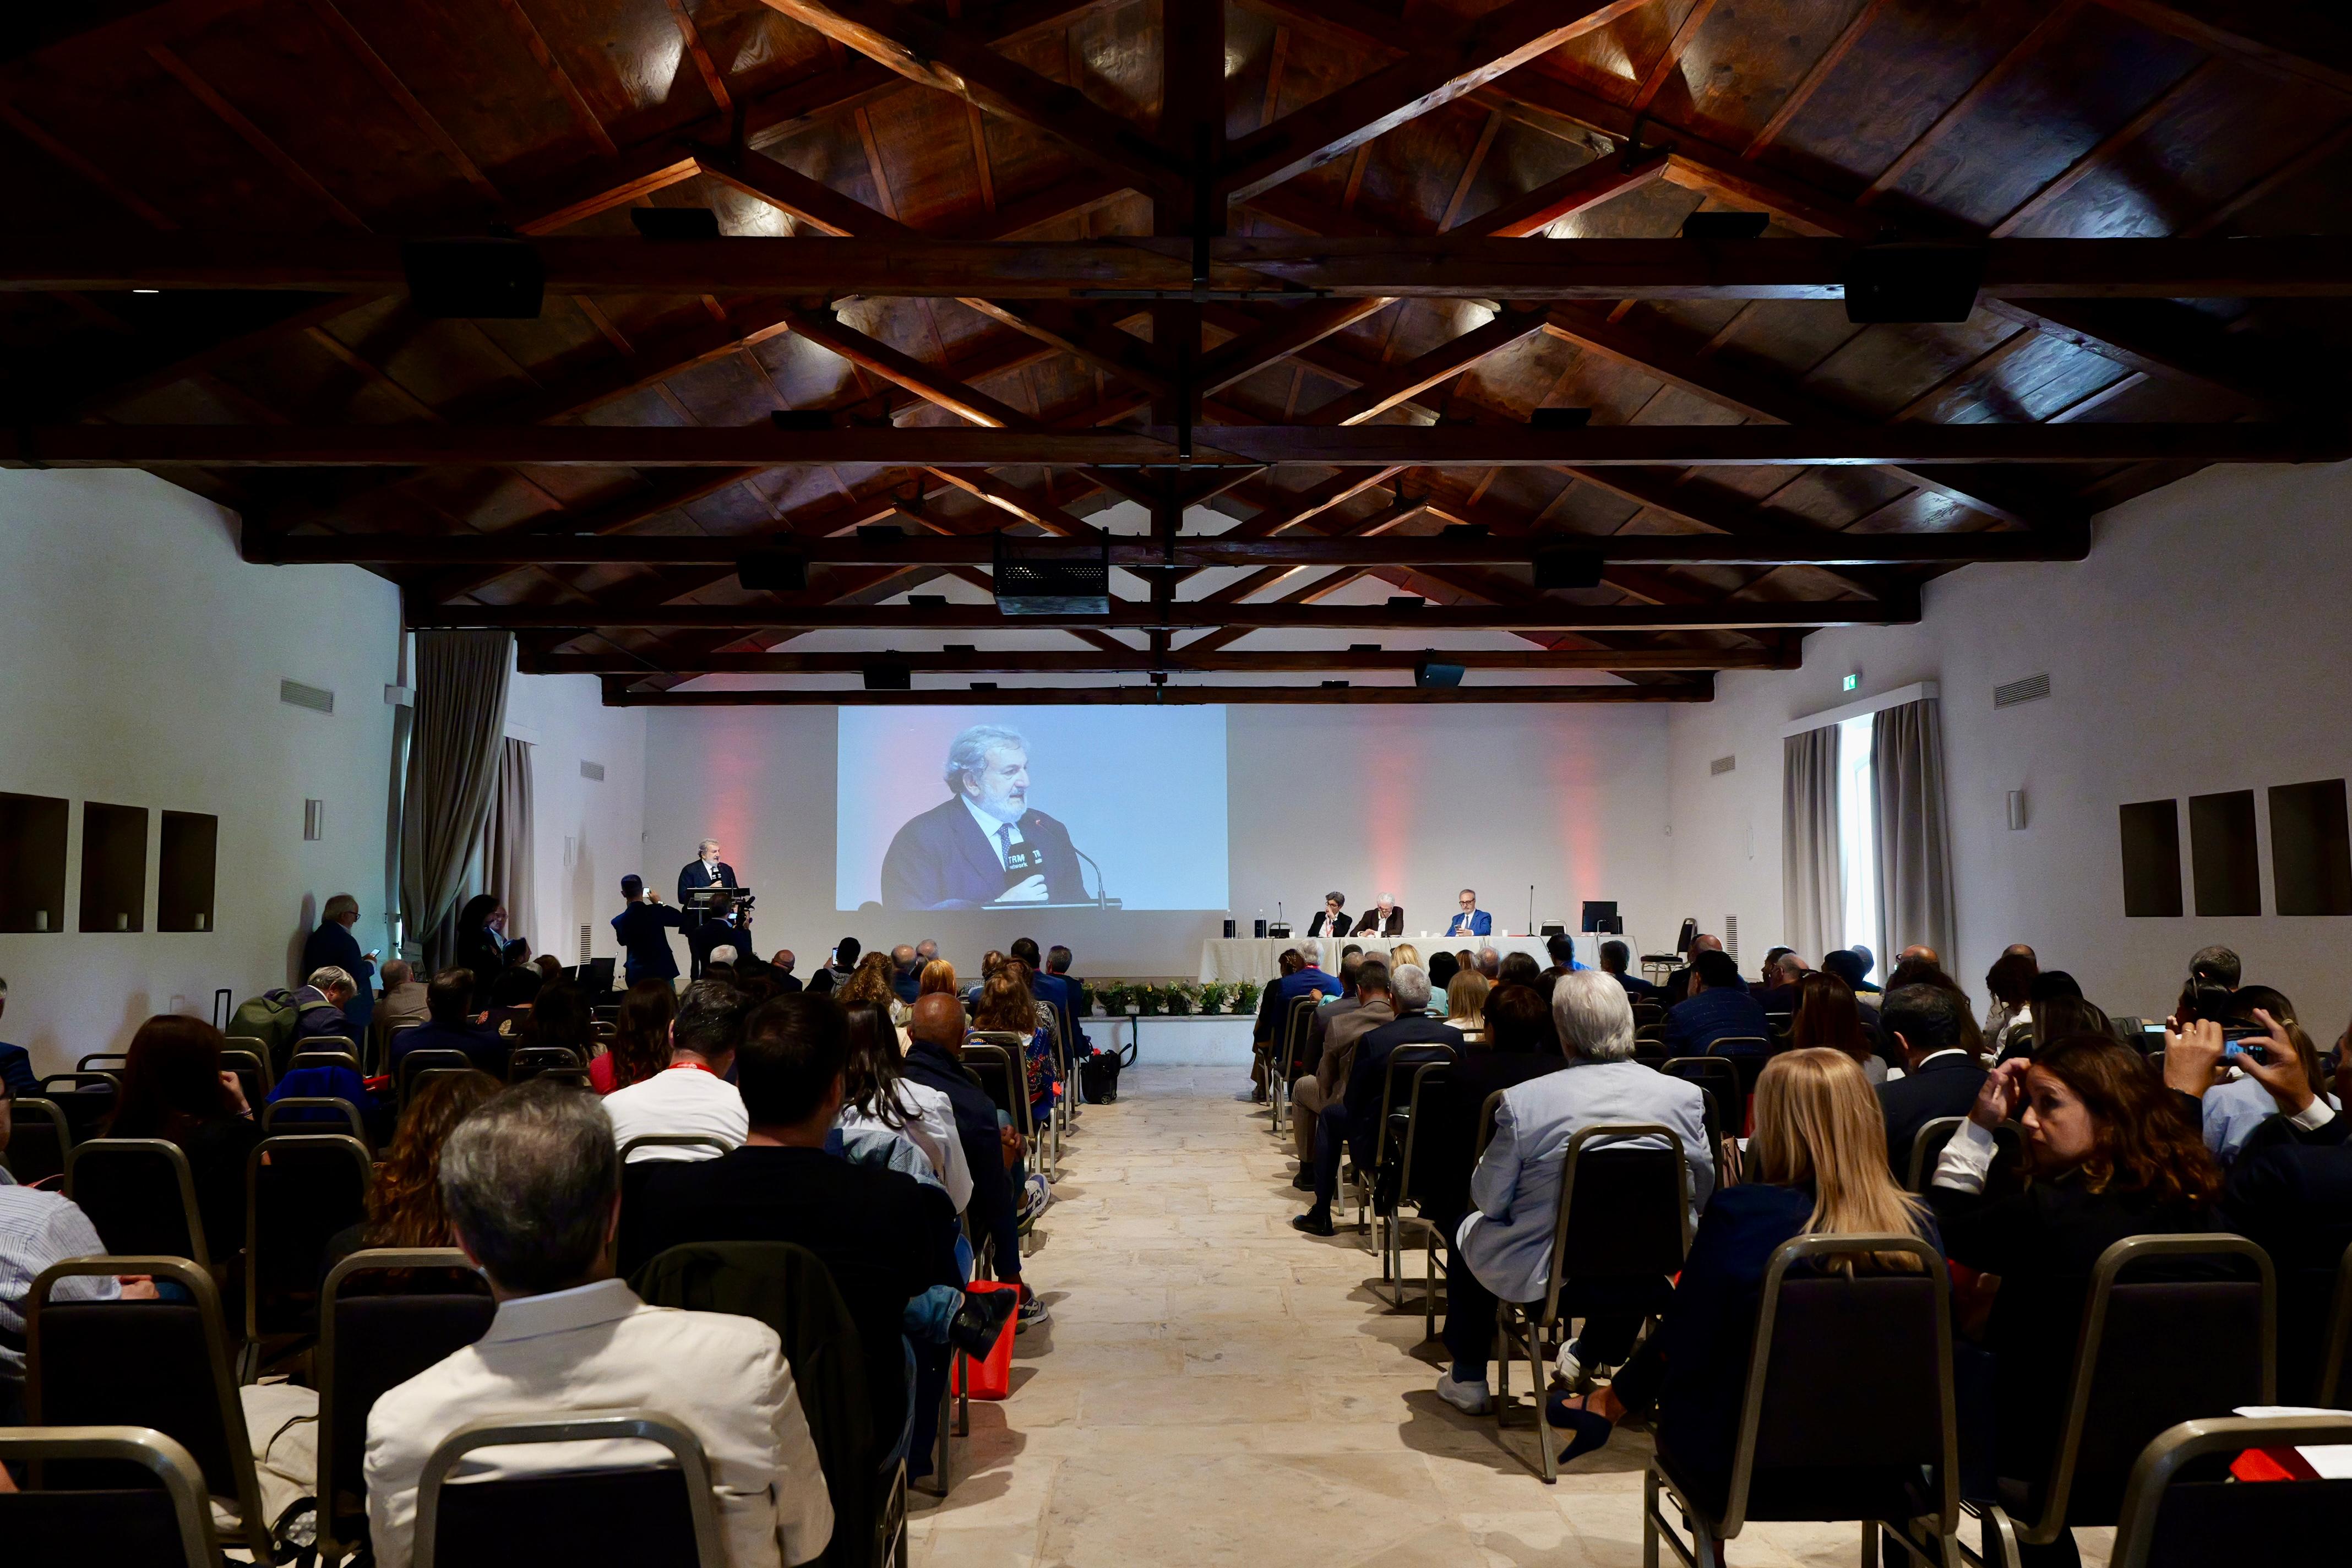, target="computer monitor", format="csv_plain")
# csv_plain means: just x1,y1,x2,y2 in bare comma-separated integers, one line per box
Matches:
1580,900,1620,935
